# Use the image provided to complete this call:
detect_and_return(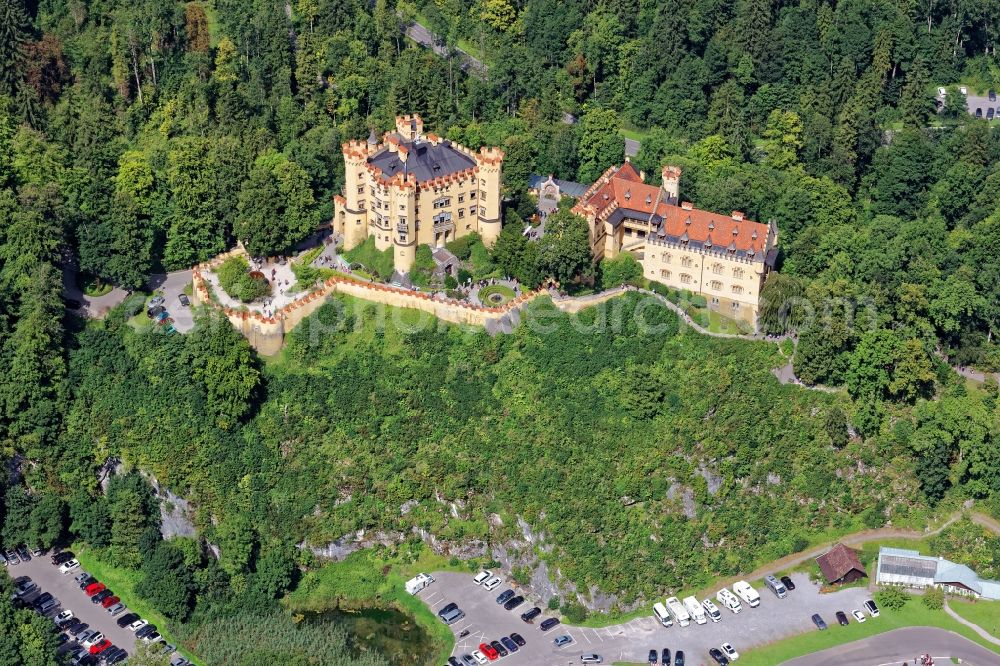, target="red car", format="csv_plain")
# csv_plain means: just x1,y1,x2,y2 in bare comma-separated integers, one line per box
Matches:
101,595,120,608
85,582,106,596
479,643,499,661
89,639,112,655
